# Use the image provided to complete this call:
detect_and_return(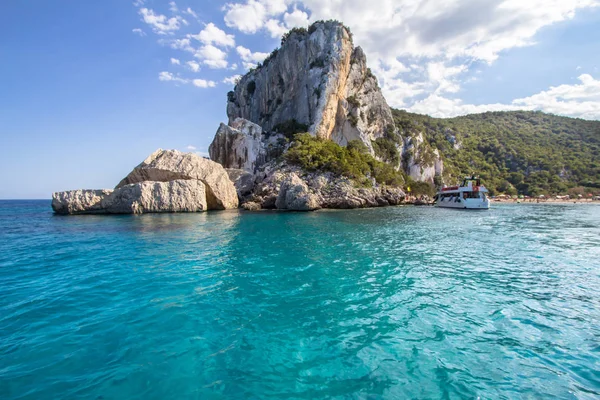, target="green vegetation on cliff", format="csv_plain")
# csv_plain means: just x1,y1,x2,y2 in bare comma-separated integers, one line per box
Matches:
393,110,600,196
285,134,404,187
